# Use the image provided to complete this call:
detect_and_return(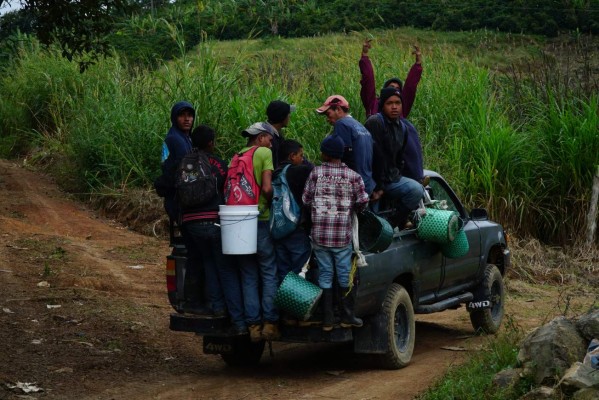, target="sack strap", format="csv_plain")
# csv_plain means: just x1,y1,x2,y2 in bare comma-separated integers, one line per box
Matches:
352,212,368,268
280,163,291,184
